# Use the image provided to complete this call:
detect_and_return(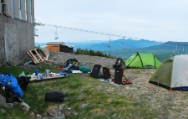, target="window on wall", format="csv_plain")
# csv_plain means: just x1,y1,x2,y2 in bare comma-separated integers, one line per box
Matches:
10,0,14,18
18,0,22,20
30,0,33,23
1,0,6,15
25,0,27,20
